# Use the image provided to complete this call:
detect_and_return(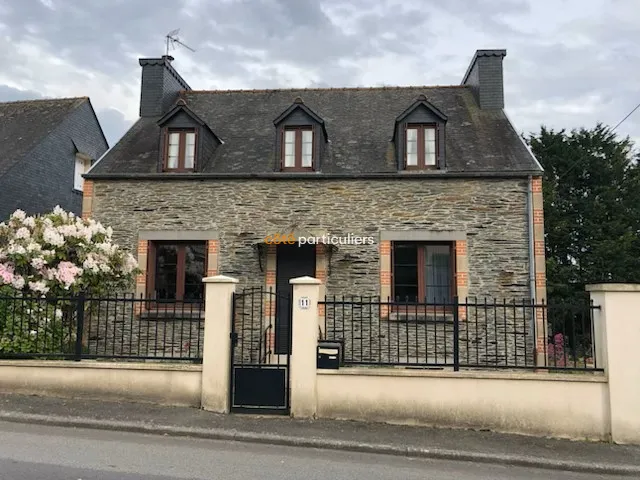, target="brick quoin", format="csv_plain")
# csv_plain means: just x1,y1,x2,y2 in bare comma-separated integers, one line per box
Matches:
536,273,546,287
456,272,468,287
455,240,467,256
266,271,276,284
380,271,391,285
316,269,326,281
83,180,94,196
207,240,219,254
318,303,325,316
533,209,544,225
379,241,391,255
137,240,148,254
534,241,545,256
532,177,543,193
